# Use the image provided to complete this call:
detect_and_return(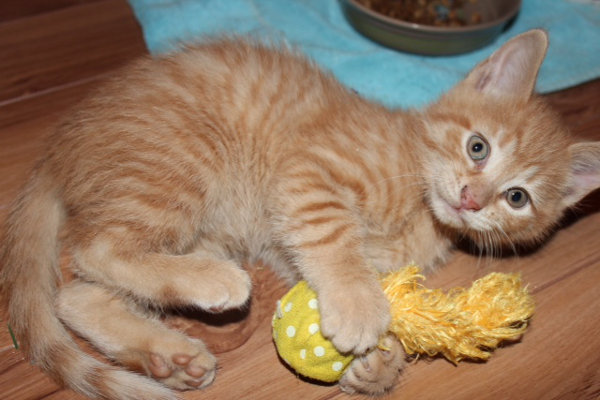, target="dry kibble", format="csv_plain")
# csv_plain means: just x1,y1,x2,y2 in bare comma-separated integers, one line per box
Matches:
357,0,481,27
